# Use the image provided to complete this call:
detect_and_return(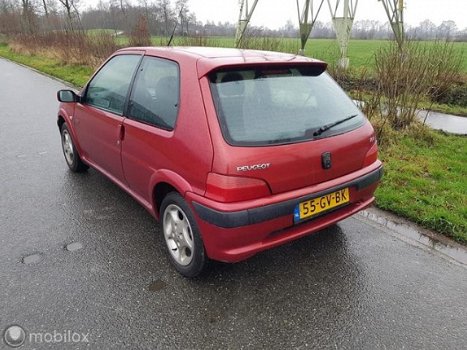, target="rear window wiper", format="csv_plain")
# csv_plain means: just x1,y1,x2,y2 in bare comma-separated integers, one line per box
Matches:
313,114,359,137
